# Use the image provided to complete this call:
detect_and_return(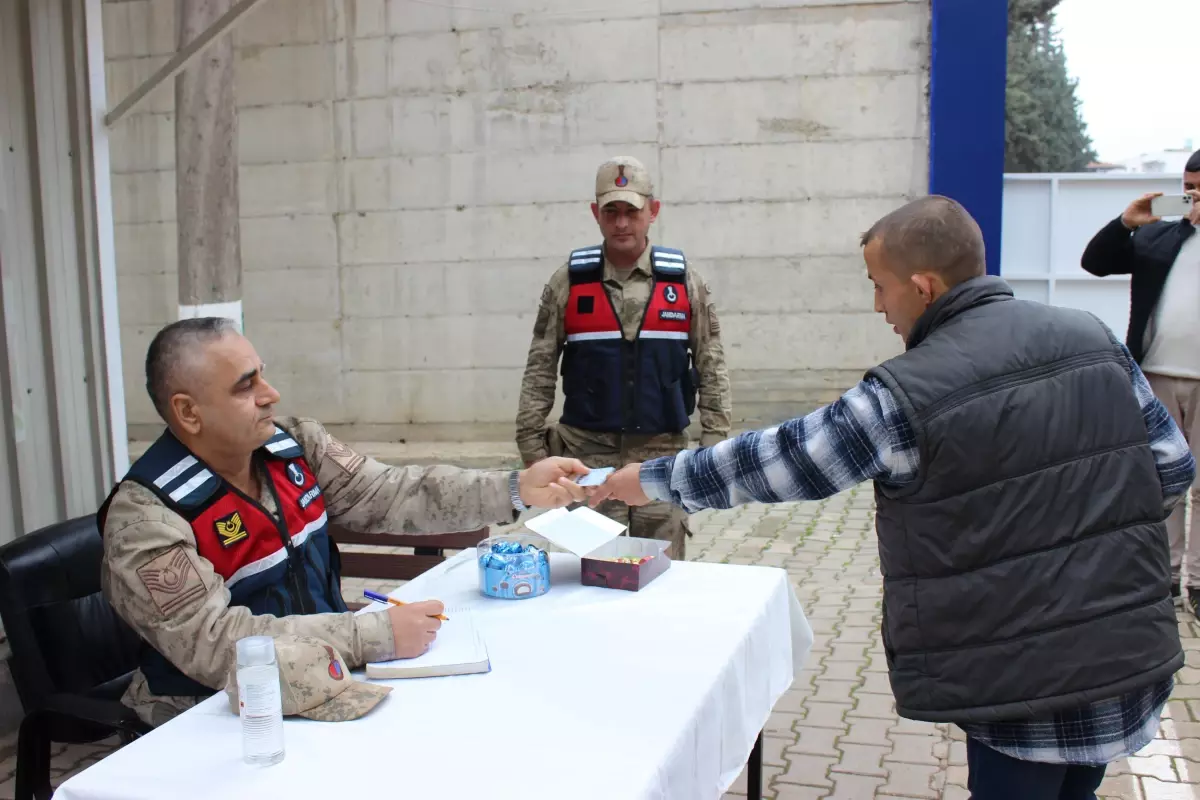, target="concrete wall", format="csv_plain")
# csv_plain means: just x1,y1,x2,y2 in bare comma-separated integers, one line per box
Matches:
104,0,930,442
